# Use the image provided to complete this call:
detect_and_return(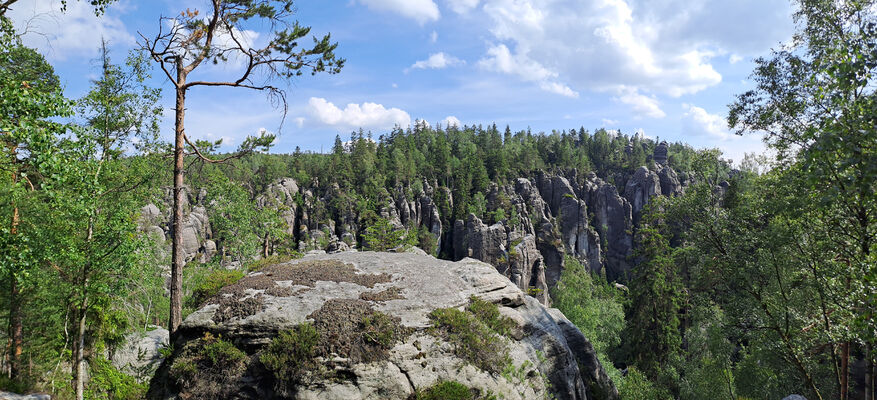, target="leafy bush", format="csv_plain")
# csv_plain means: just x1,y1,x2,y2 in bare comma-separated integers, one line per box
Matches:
465,296,515,337
260,323,319,387
413,380,497,400
168,332,248,398
551,257,625,355
245,252,301,272
362,217,407,251
83,357,146,400
617,367,672,400
185,268,245,309
428,296,514,374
